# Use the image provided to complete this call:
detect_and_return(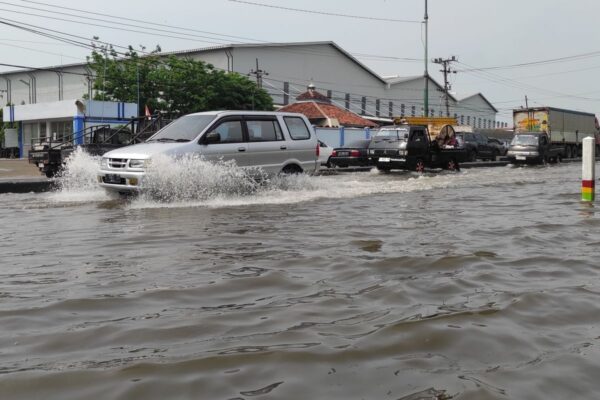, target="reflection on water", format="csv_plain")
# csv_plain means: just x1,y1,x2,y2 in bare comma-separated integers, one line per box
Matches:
1,154,599,400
